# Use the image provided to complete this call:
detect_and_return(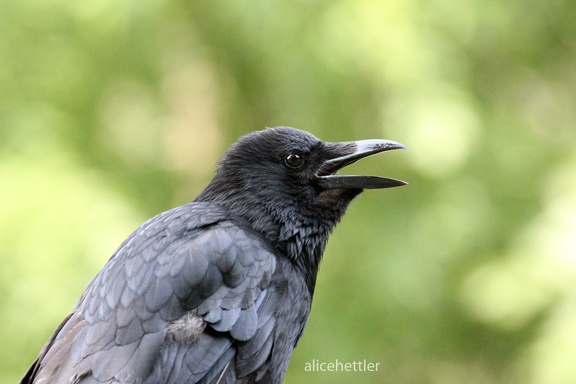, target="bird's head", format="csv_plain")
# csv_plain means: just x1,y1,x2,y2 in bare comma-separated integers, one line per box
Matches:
196,127,406,283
